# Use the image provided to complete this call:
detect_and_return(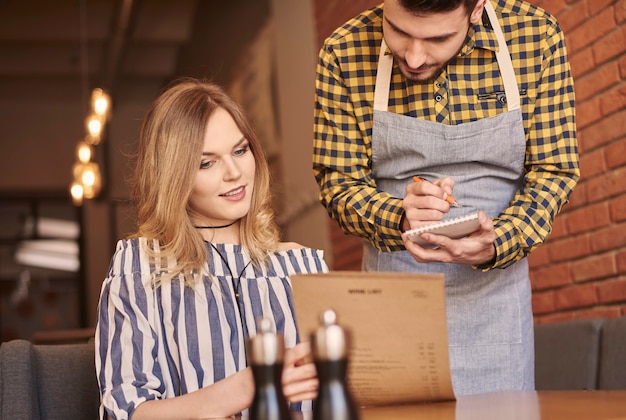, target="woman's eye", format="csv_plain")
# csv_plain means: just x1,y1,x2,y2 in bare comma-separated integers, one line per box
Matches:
234,145,249,156
199,160,215,170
